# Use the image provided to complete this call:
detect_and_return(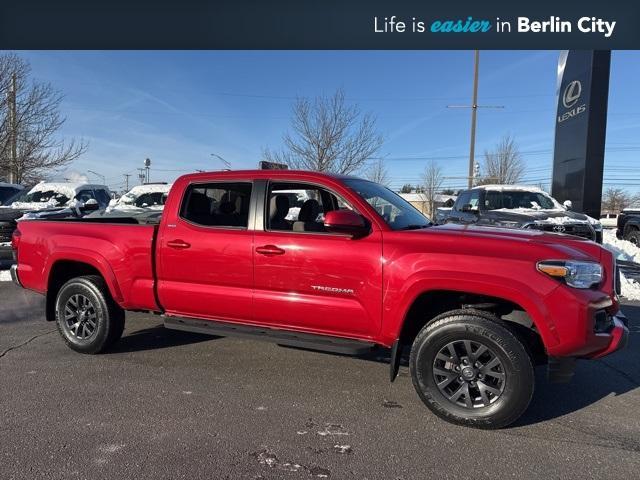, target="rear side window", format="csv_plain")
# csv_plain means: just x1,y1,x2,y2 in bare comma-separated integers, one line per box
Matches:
180,182,252,228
